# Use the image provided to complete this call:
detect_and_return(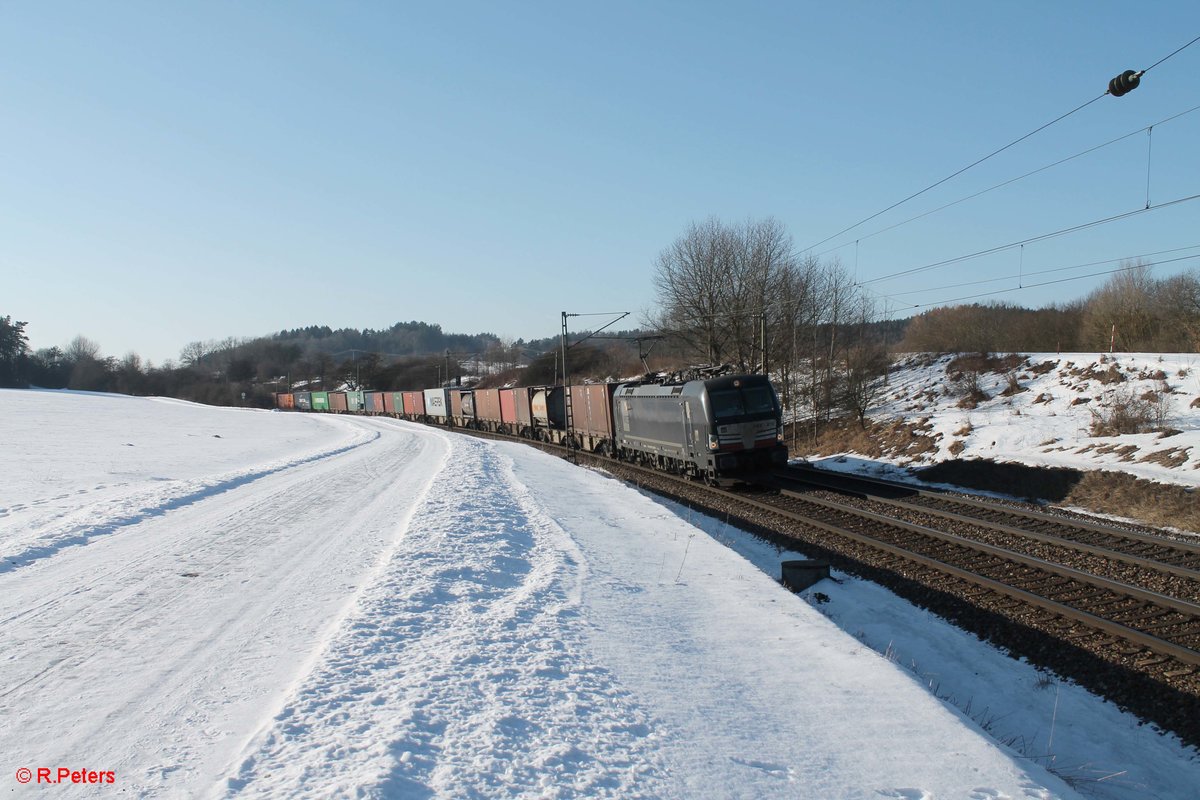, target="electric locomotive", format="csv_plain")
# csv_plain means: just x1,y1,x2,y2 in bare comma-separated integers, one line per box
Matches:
612,373,787,485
